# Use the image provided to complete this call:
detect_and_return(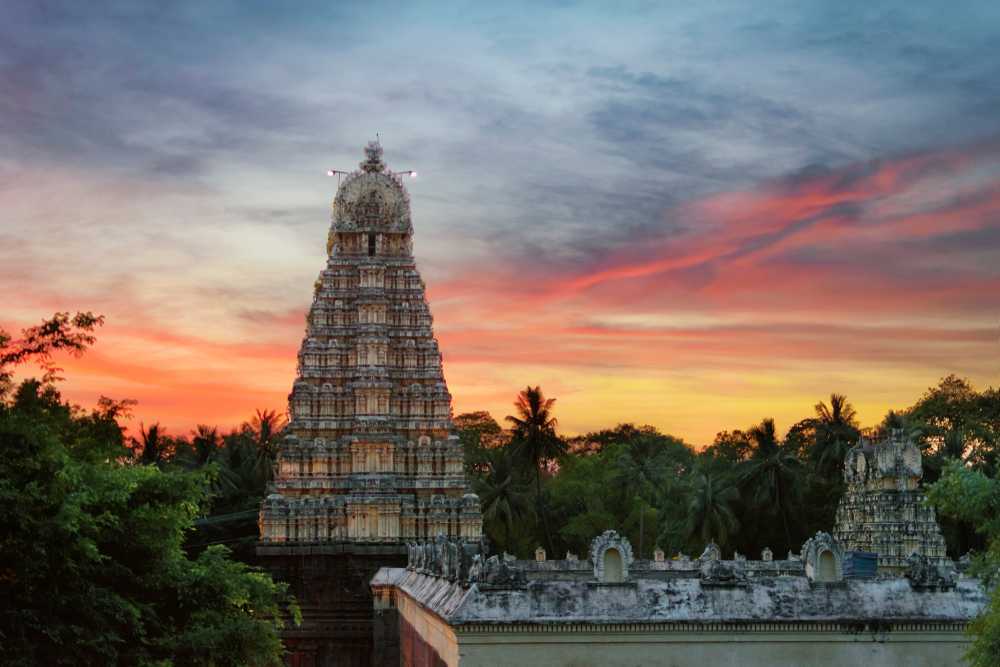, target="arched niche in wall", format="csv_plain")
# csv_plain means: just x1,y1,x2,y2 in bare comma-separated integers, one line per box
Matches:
590,530,634,583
